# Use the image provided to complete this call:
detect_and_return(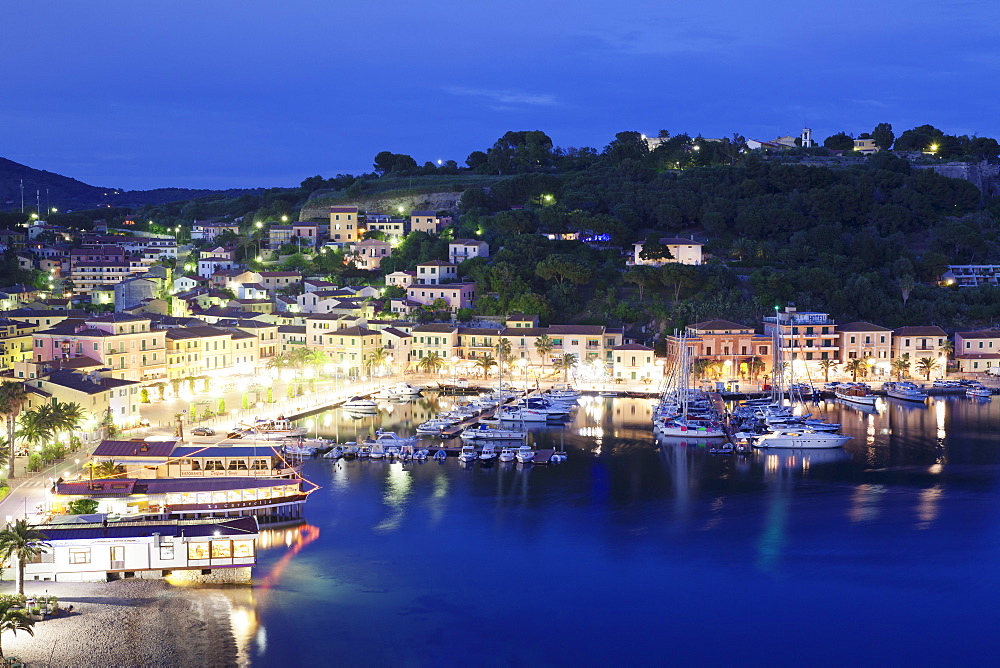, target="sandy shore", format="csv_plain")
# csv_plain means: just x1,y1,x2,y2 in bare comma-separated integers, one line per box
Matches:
2,579,246,667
